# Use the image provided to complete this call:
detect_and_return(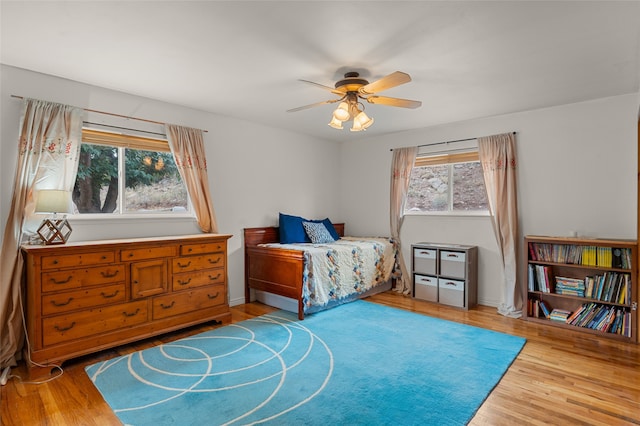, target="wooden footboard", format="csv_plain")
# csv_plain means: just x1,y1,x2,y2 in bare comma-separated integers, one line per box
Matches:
244,224,344,320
